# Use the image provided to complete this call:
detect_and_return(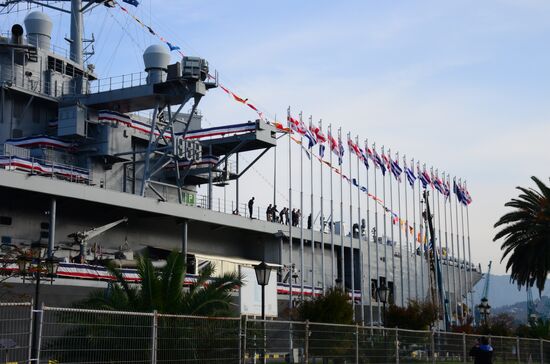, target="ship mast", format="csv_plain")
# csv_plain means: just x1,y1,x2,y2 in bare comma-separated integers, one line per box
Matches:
70,0,83,65
0,0,92,65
